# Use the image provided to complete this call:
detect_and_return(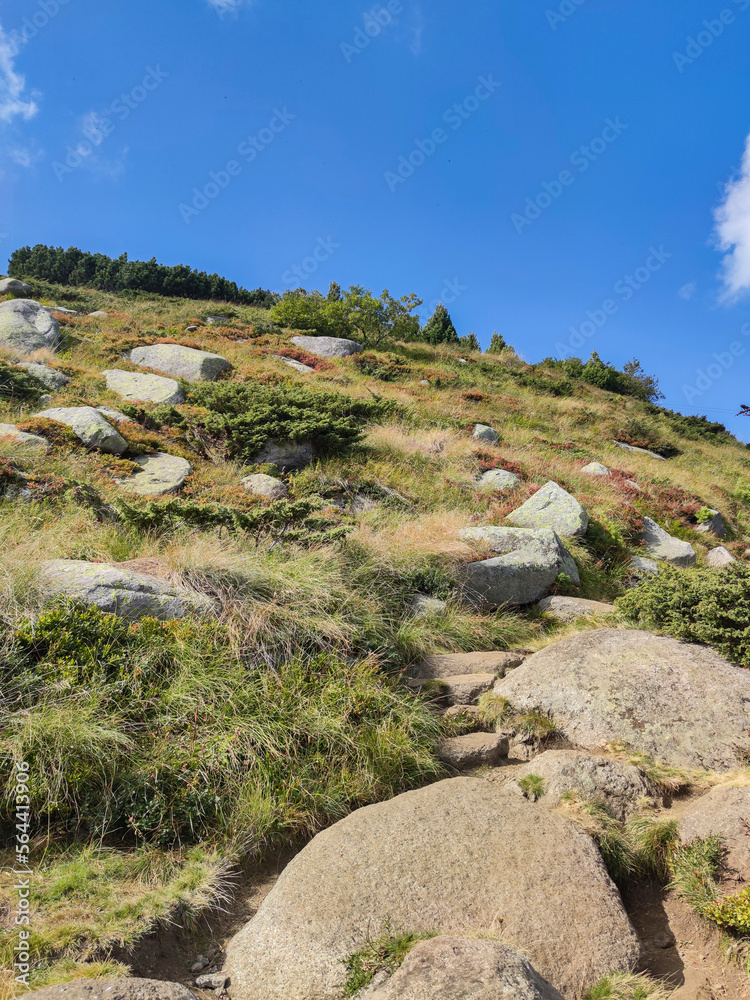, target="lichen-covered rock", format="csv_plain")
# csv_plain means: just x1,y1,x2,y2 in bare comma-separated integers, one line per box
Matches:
459,526,579,609
34,406,127,454
0,423,49,451
580,462,611,477
224,778,640,1000
0,299,60,354
363,937,564,1000
129,344,231,382
115,452,192,496
40,560,214,621
16,362,70,390
289,335,363,358
535,596,615,623
242,473,288,499
497,629,750,771
103,369,184,405
506,481,588,537
640,516,696,567
473,424,500,445
478,468,520,491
